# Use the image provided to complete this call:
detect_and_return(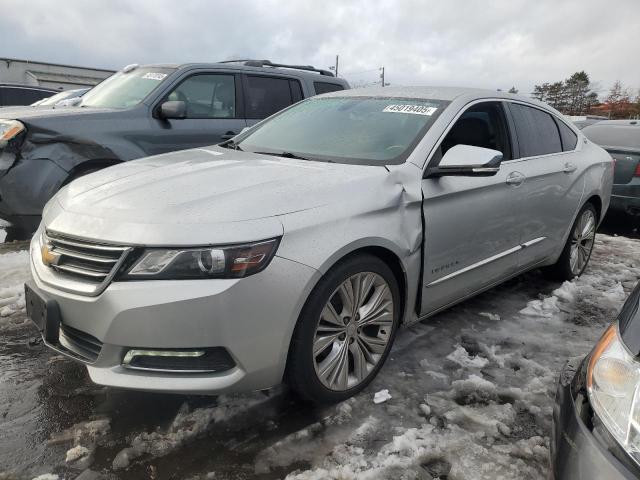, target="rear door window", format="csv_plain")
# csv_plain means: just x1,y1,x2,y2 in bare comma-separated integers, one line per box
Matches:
244,76,301,119
555,119,578,151
165,74,236,118
509,103,562,157
314,82,344,95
